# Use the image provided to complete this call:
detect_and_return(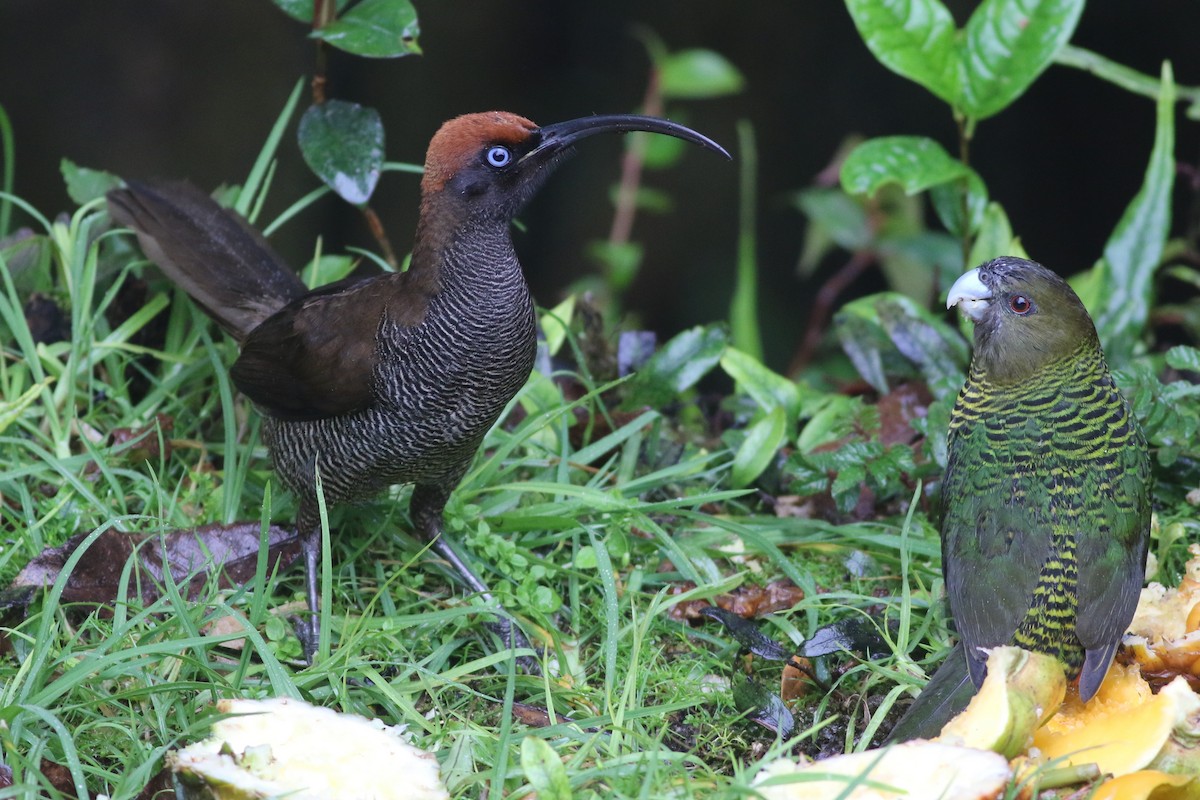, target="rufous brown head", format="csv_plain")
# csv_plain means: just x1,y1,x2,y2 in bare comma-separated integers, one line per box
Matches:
420,111,730,221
